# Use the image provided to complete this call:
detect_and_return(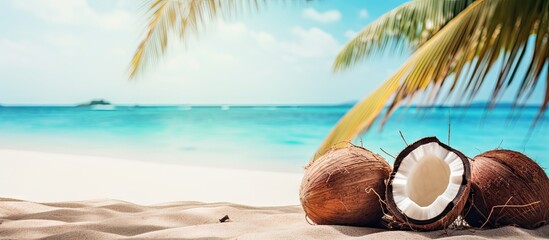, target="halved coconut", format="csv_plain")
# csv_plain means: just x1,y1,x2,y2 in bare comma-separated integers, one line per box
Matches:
463,150,549,229
300,145,391,226
386,137,471,230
